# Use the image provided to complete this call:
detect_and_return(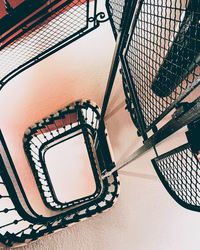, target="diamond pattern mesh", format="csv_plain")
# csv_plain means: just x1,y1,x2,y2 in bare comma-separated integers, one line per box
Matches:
0,0,96,88
107,0,200,132
124,0,200,131
106,0,126,35
152,143,200,211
